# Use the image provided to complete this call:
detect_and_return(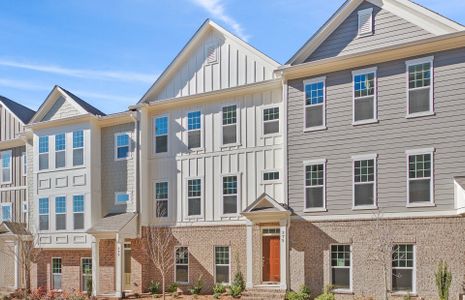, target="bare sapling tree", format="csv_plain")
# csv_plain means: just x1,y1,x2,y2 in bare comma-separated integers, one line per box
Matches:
144,205,175,300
